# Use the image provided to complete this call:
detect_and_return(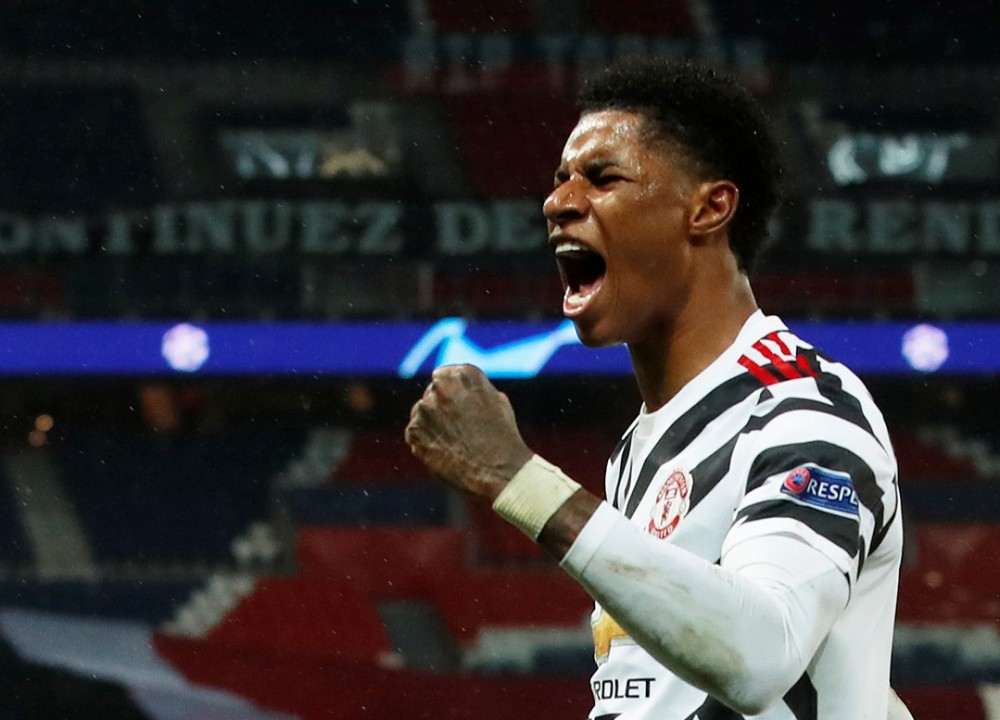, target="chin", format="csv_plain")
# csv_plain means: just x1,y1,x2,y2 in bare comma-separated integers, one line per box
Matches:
570,319,621,349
